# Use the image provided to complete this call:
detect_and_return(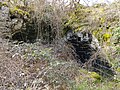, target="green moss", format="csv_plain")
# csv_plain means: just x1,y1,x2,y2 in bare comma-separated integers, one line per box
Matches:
0,2,8,8
117,67,120,72
89,72,102,80
10,6,30,17
2,2,8,6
